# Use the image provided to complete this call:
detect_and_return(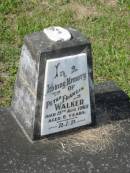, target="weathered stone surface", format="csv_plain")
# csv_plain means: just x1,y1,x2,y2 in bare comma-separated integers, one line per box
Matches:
0,82,130,173
11,27,95,140
11,45,38,139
